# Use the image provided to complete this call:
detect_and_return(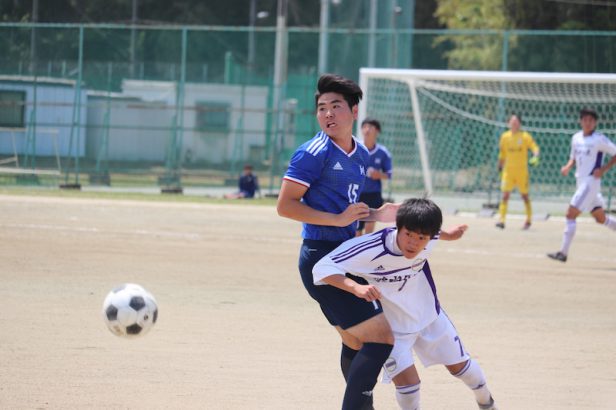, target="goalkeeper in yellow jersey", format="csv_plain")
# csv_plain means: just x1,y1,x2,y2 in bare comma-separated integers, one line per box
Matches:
495,114,540,230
